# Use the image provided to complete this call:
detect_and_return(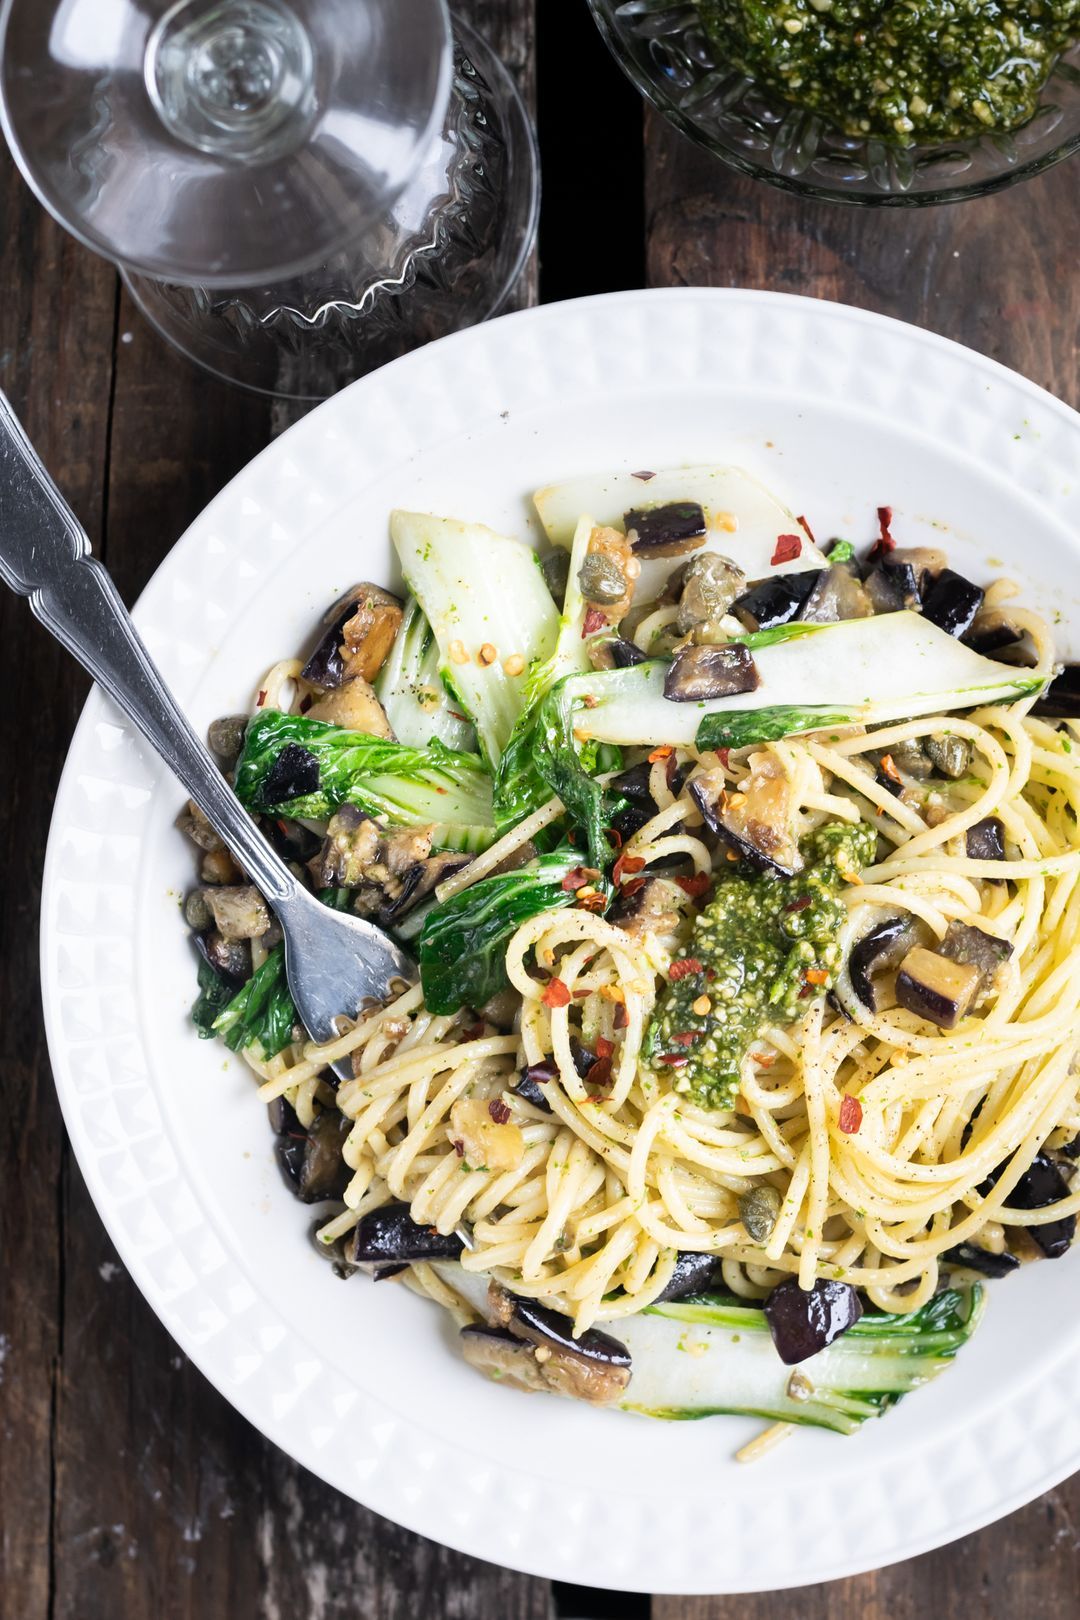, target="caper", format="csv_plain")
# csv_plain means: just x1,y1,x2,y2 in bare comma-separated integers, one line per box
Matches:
578,551,628,605
541,549,571,604
739,1184,782,1243
925,733,973,780
184,888,213,930
208,714,248,768
888,738,933,779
